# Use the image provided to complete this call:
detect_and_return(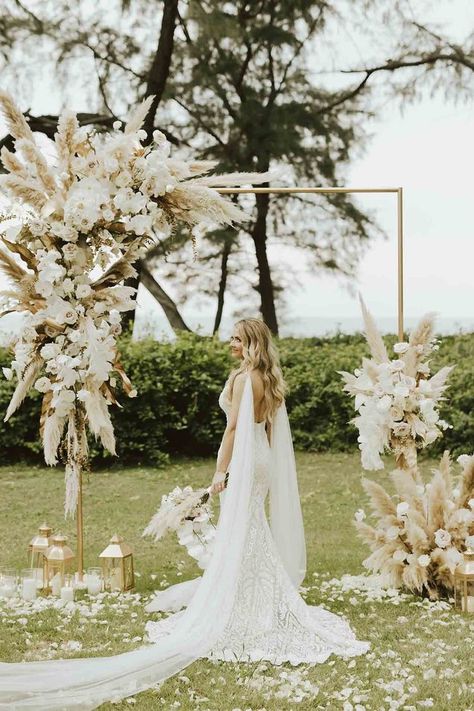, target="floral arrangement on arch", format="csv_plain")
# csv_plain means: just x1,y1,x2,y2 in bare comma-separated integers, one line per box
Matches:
338,296,454,472
340,296,474,599
0,92,266,516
